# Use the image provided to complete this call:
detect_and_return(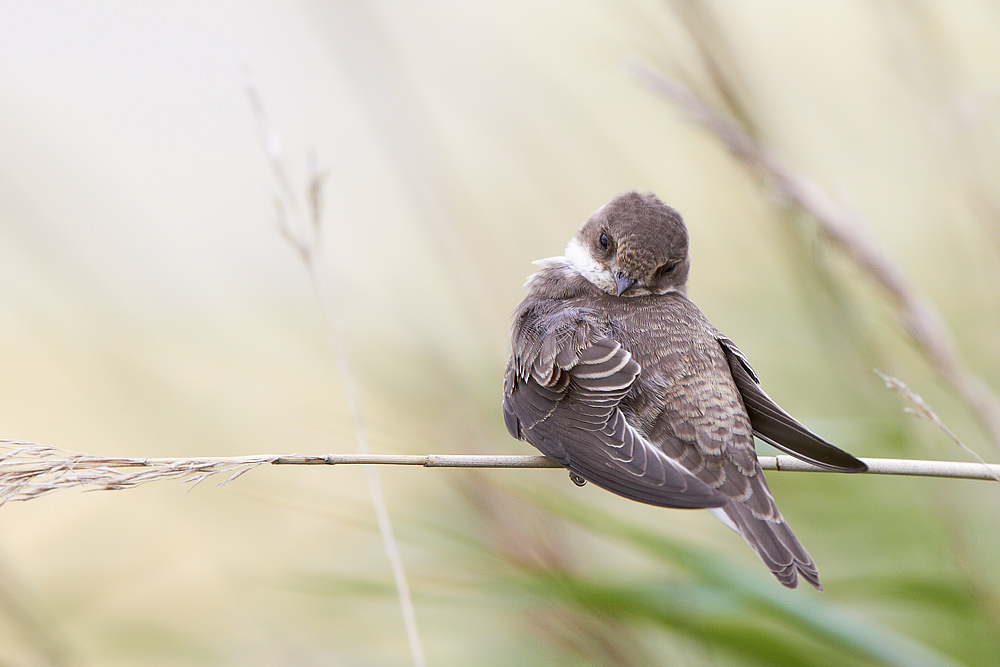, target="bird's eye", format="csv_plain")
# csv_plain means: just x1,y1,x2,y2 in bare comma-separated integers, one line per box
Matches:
658,262,677,277
598,232,609,250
